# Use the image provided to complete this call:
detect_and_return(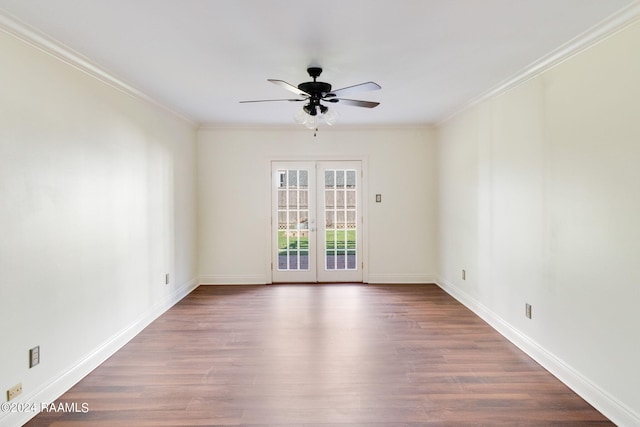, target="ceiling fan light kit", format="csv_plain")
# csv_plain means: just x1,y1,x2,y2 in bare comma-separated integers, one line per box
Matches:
295,105,338,129
240,67,380,135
